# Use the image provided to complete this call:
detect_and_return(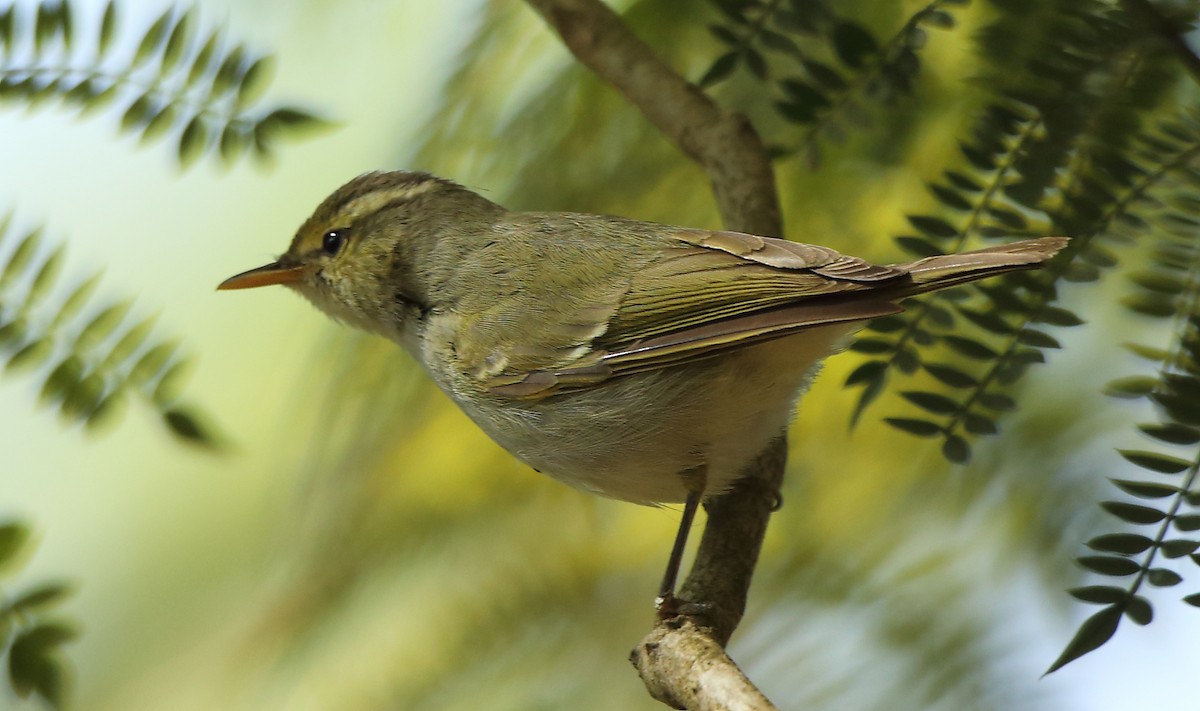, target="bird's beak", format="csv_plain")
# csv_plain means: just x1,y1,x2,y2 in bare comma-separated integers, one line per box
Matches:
217,261,305,290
